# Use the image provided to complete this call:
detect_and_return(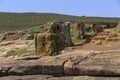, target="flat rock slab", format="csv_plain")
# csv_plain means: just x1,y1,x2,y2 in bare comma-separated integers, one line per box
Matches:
0,75,120,80
0,50,120,78
64,51,120,76
0,56,65,76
